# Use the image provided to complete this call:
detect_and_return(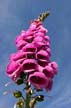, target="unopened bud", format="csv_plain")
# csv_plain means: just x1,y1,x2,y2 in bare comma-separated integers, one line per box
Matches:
15,78,23,85
13,90,22,98
36,95,44,102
